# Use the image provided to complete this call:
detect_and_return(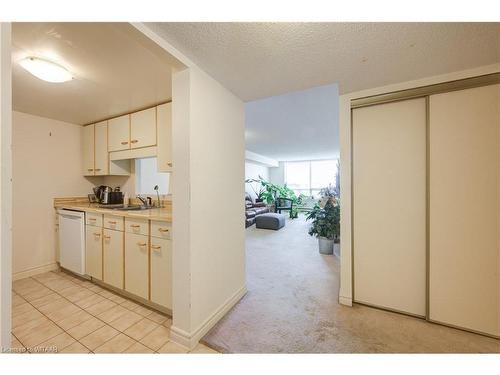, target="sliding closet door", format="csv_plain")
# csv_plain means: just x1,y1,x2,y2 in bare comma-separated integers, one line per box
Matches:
352,98,426,316
429,84,500,336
